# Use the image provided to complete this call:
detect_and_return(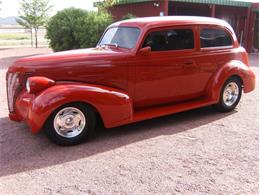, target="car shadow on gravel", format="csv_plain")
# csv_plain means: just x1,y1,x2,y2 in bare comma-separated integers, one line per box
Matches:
0,106,237,177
